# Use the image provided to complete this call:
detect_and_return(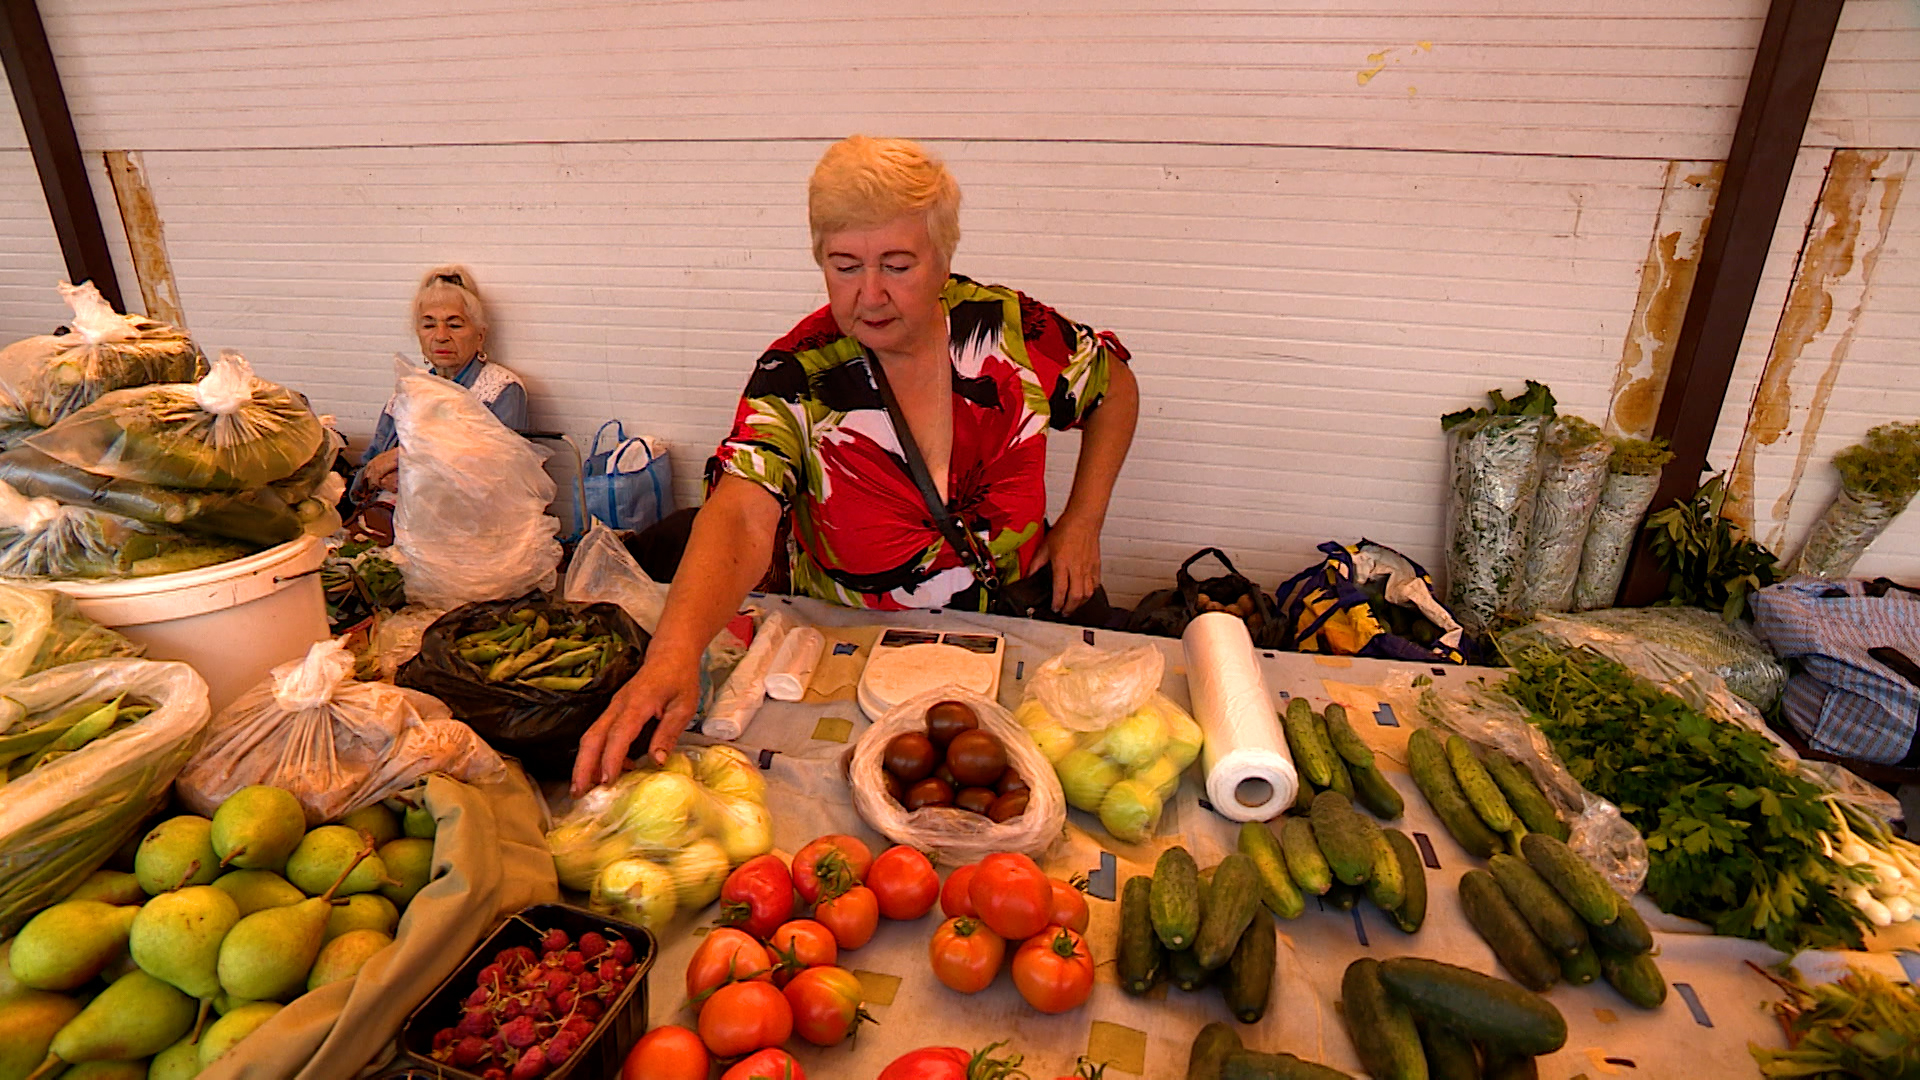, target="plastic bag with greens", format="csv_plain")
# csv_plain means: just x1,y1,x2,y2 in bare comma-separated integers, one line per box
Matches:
0,282,204,448
0,479,254,580
0,581,142,683
27,350,324,491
